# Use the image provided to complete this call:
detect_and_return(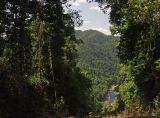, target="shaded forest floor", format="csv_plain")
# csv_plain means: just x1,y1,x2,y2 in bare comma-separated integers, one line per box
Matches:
68,115,158,118
68,111,159,118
